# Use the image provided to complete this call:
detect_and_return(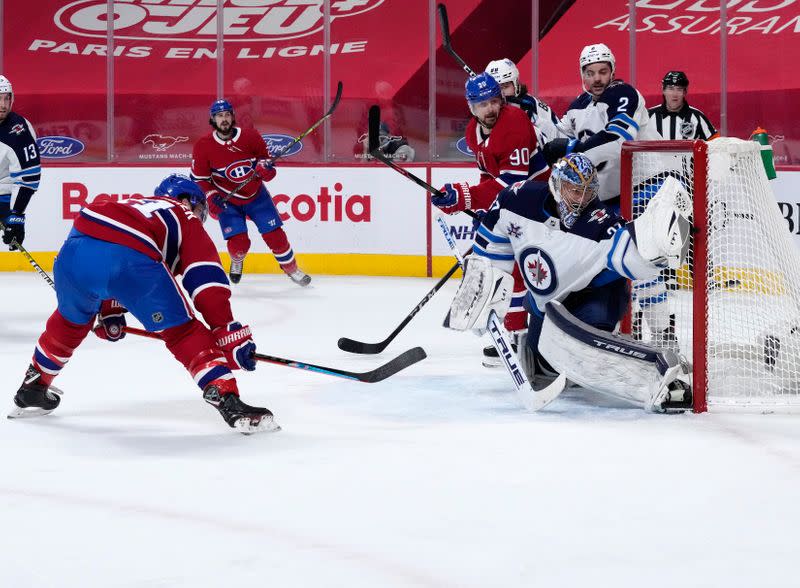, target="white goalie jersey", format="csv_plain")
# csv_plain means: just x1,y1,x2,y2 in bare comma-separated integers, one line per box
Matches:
474,181,662,313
